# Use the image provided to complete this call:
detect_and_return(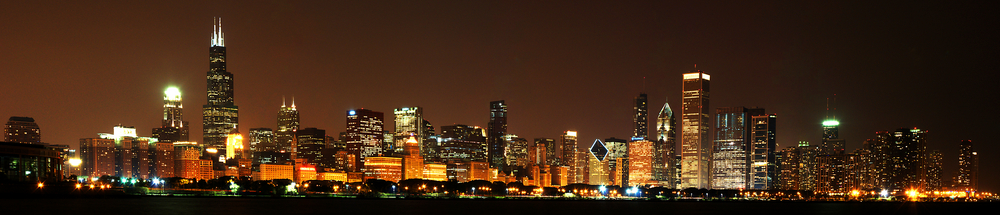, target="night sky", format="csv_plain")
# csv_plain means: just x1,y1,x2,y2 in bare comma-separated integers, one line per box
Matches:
2,1,997,190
